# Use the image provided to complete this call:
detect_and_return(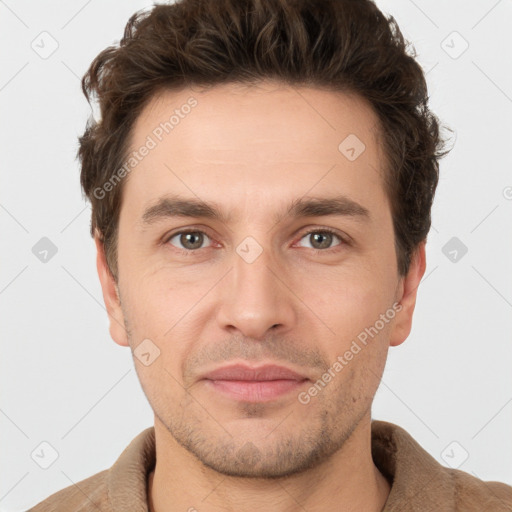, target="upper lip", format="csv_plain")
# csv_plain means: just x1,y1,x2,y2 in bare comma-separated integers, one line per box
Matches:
201,364,309,382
